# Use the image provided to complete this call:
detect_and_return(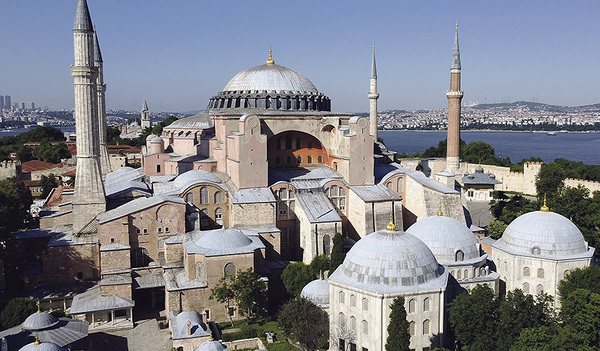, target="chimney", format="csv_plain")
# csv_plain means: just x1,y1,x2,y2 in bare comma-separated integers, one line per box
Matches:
187,320,192,336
